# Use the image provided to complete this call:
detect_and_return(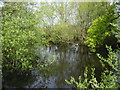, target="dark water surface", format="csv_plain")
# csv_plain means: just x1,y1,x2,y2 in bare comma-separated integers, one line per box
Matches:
3,45,102,88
